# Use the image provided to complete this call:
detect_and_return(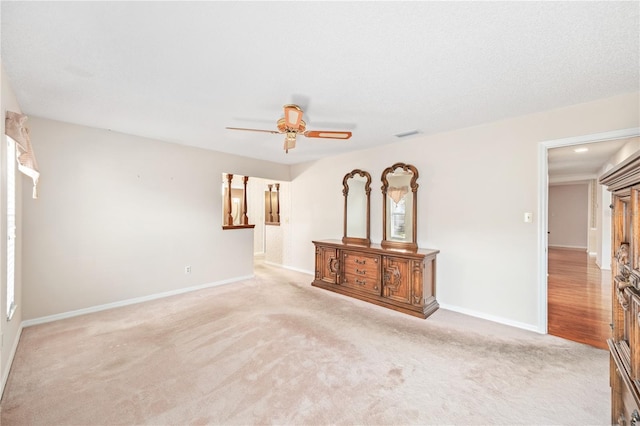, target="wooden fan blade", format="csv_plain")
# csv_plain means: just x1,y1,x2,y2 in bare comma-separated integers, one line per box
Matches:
303,130,352,139
226,127,281,135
